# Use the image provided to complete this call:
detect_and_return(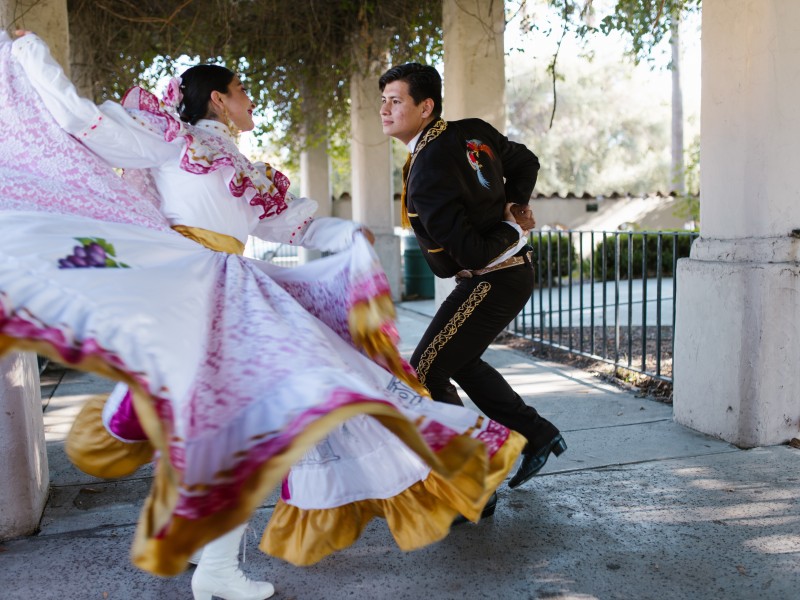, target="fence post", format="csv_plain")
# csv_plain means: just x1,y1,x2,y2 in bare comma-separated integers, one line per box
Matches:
515,229,694,383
